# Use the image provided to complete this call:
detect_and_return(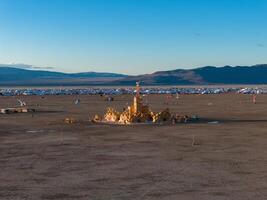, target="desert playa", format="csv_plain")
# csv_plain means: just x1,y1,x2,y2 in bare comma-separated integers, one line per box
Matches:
1,93,267,199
